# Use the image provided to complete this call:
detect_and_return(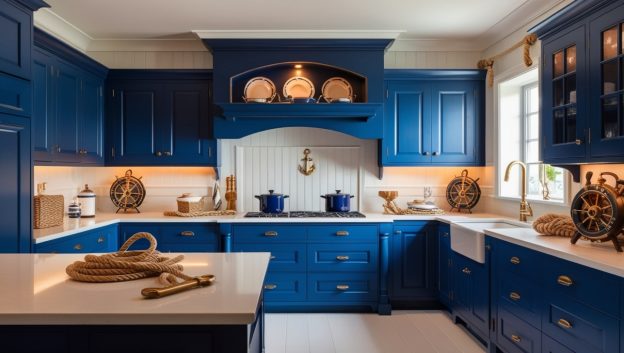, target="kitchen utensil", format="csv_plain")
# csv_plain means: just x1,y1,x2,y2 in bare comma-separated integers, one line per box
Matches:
212,180,222,210
77,184,96,217
243,77,276,103
570,171,624,252
67,199,81,218
320,190,354,212
321,77,353,102
255,190,289,213
446,169,481,213
225,175,237,211
33,194,64,228
142,274,216,299
176,193,203,213
109,169,146,213
283,76,315,99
